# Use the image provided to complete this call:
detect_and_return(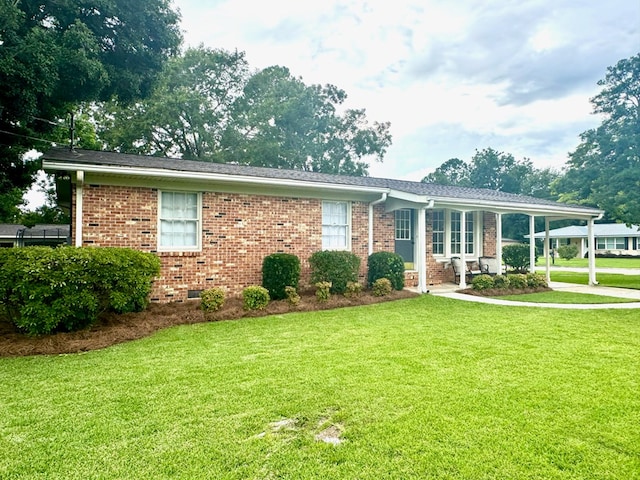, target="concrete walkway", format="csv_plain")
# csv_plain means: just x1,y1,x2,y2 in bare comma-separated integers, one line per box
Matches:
429,281,640,309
